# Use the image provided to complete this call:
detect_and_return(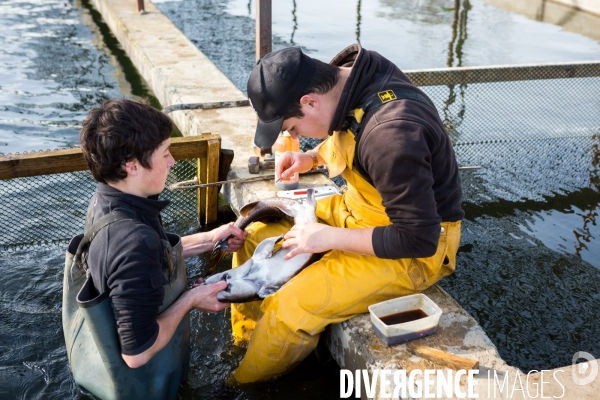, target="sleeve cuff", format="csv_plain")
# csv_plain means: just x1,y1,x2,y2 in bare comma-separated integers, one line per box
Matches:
372,226,389,259
120,323,159,356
